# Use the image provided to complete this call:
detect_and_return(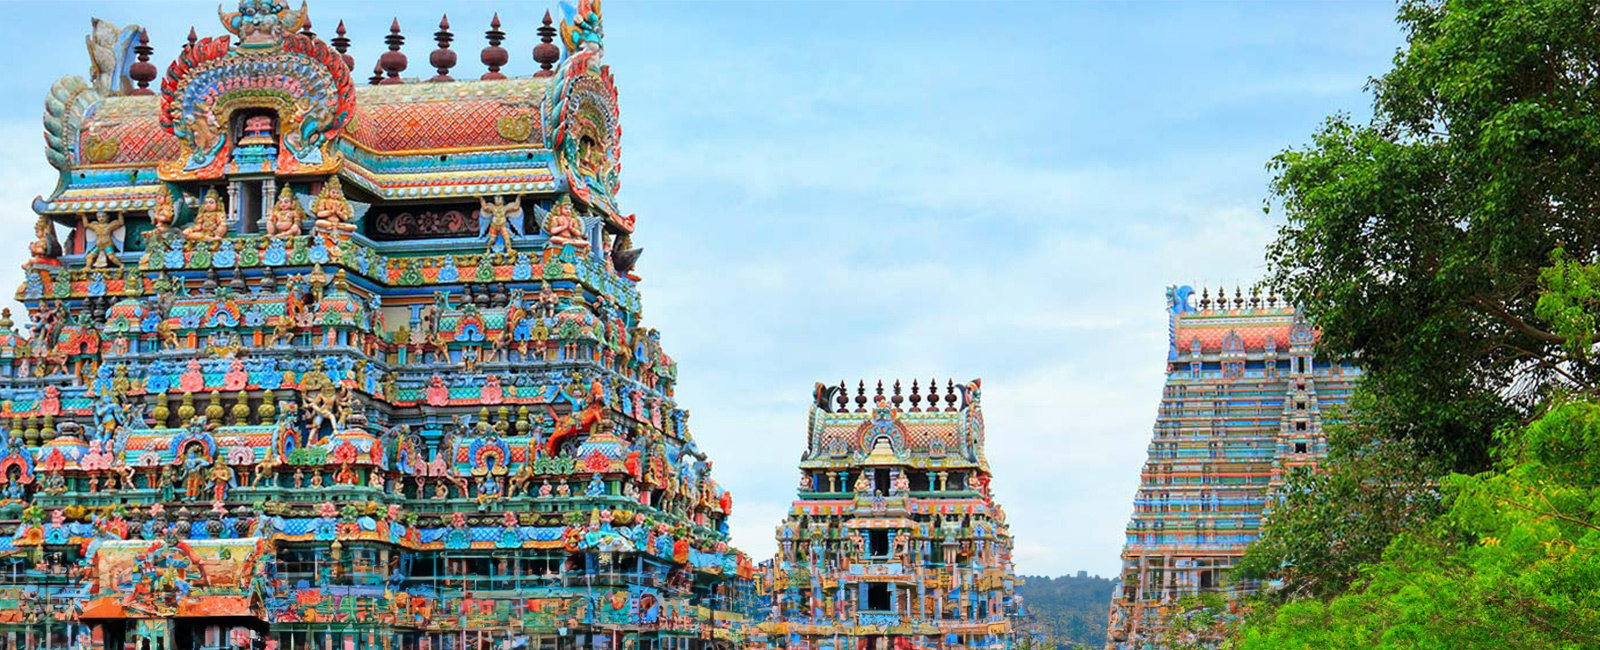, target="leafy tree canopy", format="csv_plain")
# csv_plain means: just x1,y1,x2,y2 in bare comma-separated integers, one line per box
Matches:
1251,0,1600,595
1237,399,1600,649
